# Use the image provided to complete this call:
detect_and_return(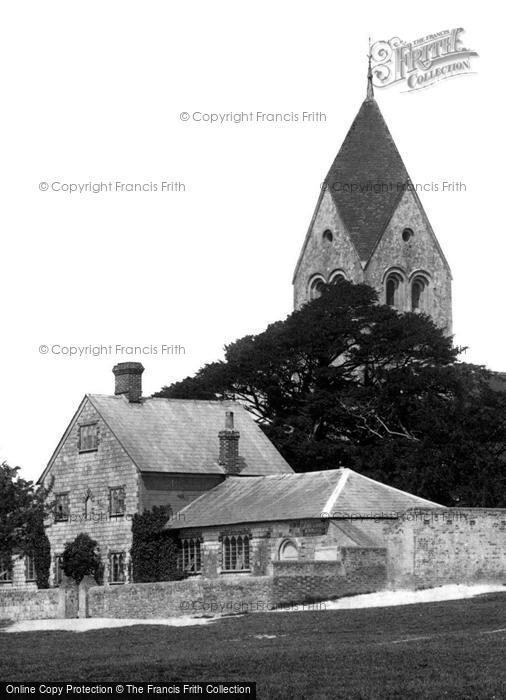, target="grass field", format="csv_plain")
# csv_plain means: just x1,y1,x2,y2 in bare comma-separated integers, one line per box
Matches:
1,593,505,699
